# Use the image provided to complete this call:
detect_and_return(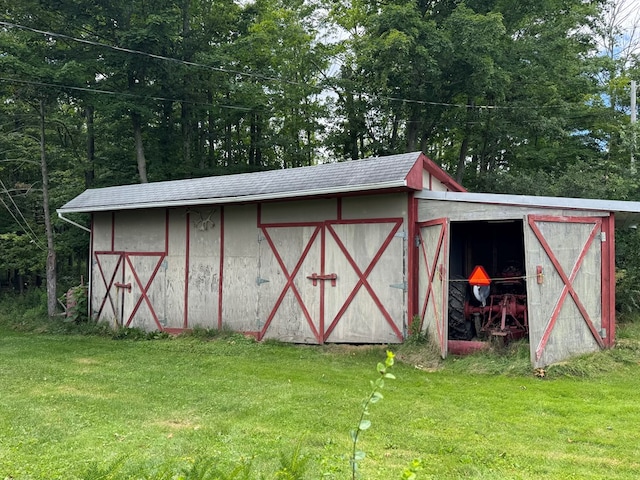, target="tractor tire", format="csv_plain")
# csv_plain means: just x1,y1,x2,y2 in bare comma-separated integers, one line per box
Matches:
448,276,473,340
